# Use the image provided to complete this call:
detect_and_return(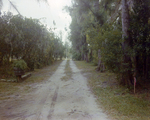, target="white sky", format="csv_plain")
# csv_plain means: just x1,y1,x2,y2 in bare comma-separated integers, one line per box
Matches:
1,0,72,43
